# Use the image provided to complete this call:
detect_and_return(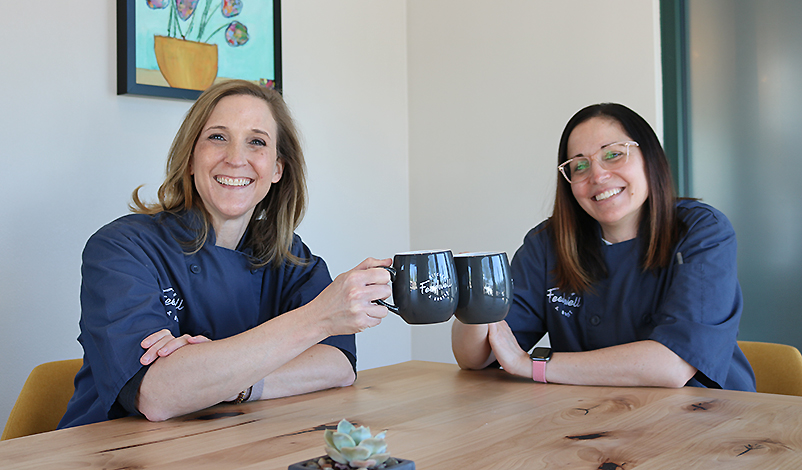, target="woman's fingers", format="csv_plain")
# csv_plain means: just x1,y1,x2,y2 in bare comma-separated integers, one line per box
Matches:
314,258,396,336
185,335,211,345
156,334,212,357
140,329,173,349
355,257,392,271
140,330,211,365
140,332,176,365
155,334,192,357
487,321,530,377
